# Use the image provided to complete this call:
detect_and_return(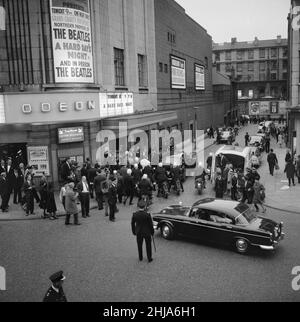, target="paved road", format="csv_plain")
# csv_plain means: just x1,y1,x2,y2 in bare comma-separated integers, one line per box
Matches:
0,124,300,302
